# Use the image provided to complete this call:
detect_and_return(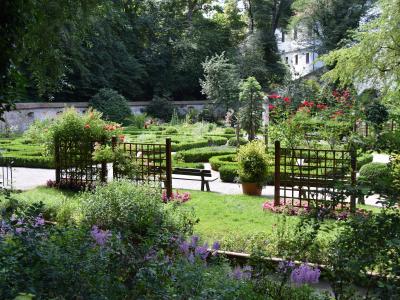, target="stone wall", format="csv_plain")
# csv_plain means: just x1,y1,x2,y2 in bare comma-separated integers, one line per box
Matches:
0,100,208,133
